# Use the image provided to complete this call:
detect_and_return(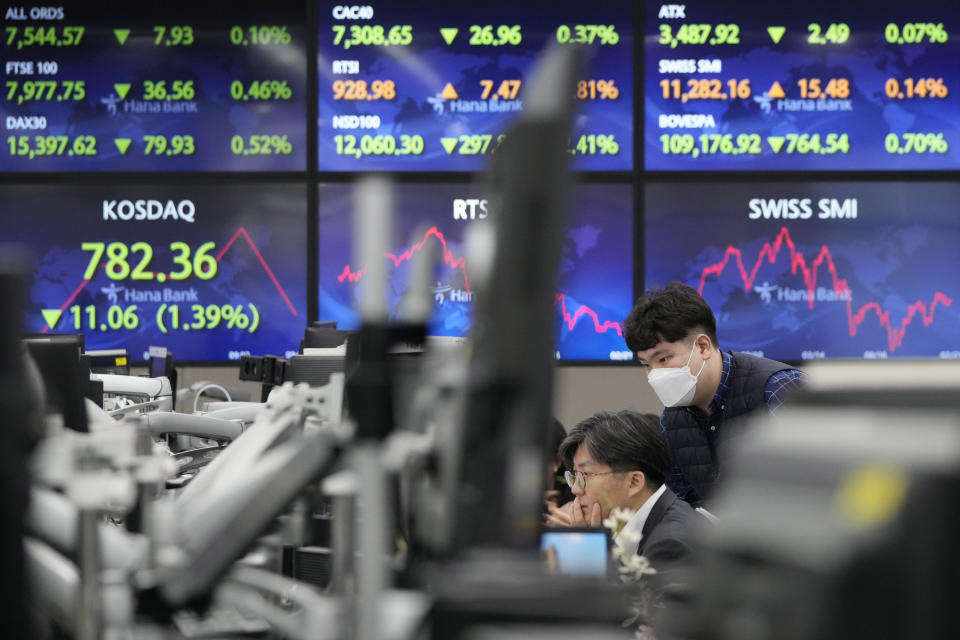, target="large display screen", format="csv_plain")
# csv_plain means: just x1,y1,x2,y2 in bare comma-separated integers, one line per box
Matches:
317,1,633,171
3,182,307,362
2,2,307,171
318,183,633,361
645,182,960,360
644,0,960,170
